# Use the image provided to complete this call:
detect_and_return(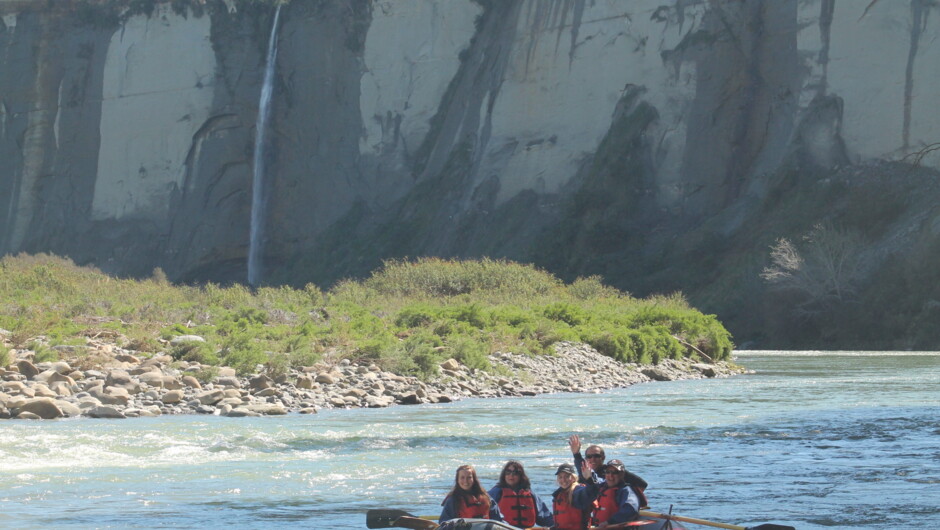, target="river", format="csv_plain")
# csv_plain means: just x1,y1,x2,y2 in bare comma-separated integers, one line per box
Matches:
1,351,937,529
